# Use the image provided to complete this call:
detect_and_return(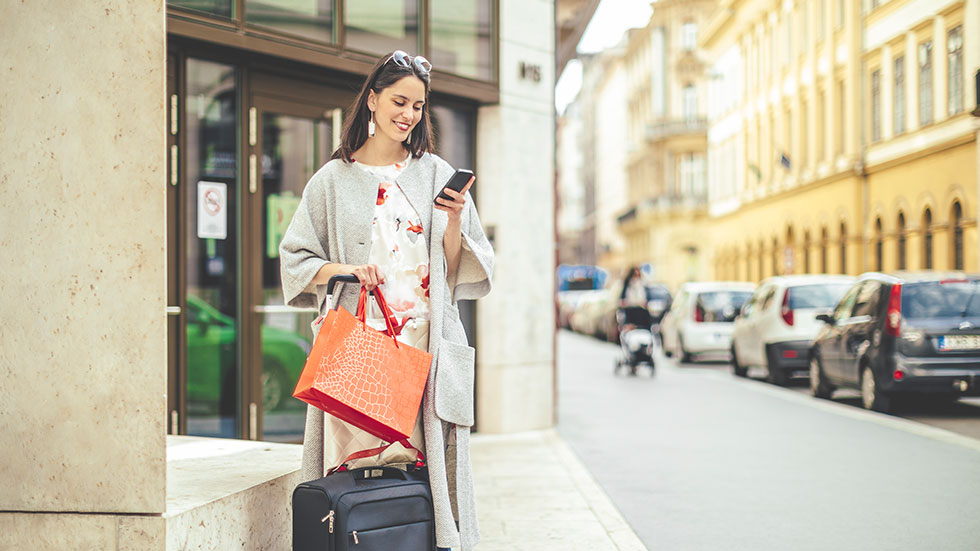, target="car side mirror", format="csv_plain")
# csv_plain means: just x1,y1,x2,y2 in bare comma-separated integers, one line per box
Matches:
816,313,834,325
